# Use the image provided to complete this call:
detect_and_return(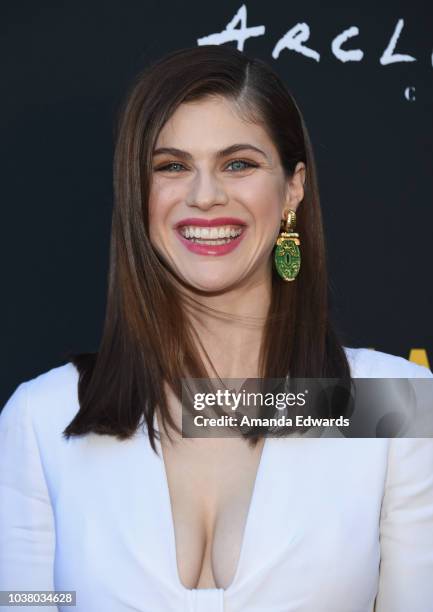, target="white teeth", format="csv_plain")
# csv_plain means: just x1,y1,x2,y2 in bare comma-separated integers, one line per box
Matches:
180,225,243,240
193,238,233,245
